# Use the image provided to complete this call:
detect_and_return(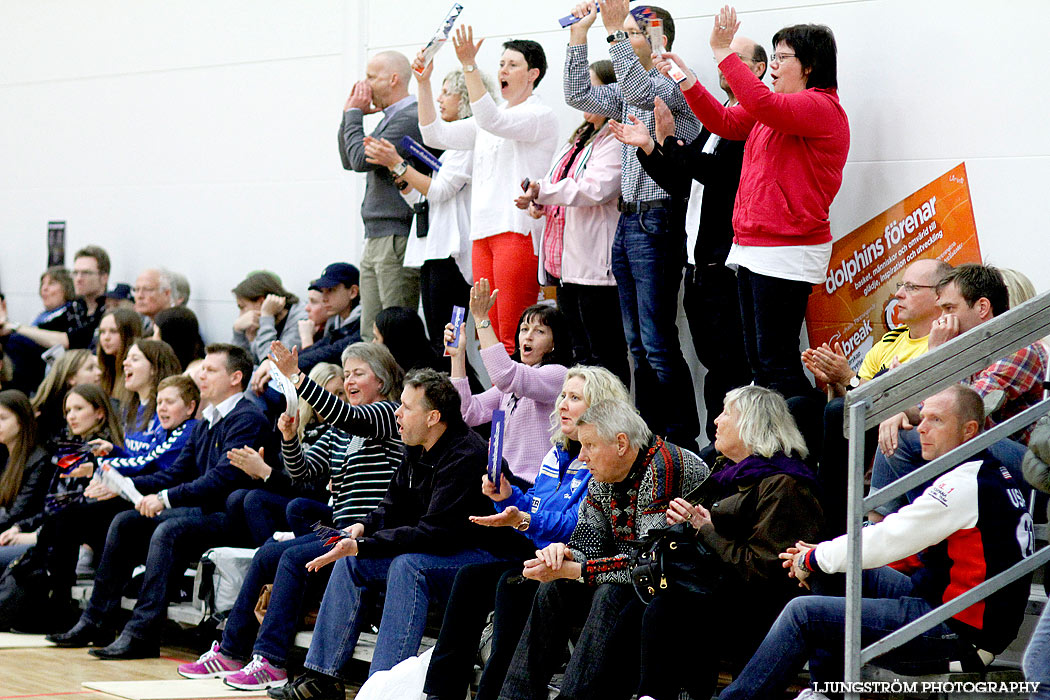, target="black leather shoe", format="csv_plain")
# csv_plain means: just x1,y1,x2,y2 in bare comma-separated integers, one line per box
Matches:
46,619,113,648
267,672,344,700
88,633,159,659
